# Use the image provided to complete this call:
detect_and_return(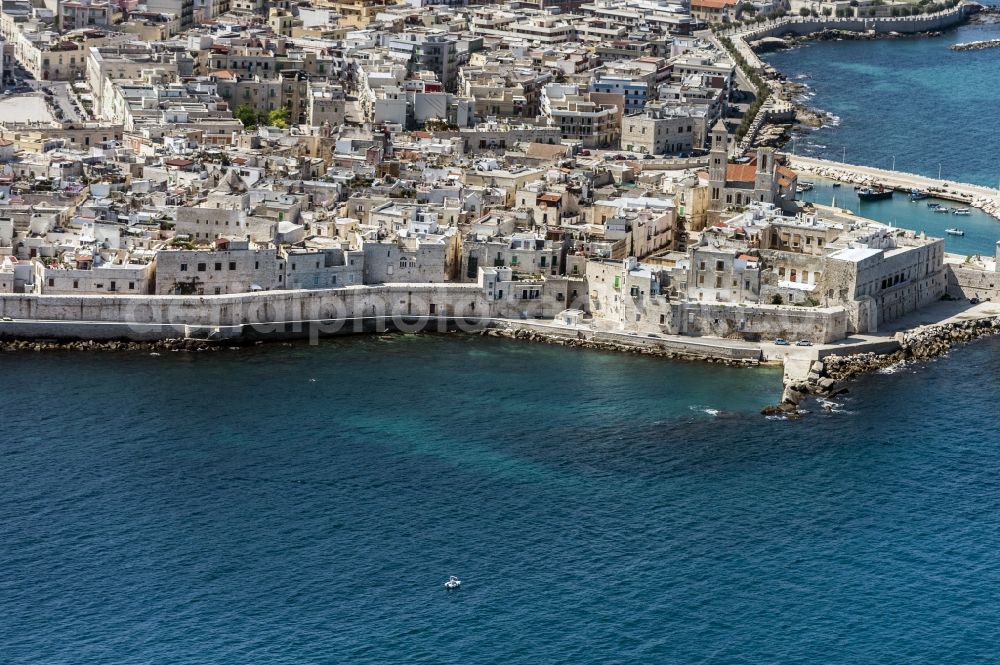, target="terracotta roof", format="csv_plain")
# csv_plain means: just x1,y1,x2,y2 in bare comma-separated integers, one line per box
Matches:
725,163,756,183
692,0,739,8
